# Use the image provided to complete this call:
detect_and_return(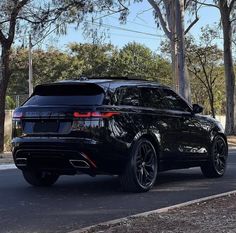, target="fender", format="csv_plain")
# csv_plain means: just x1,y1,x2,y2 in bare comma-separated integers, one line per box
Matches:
131,129,161,154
